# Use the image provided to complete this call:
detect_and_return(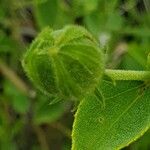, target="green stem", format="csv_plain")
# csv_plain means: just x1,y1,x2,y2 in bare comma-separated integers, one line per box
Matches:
105,69,150,81
0,59,35,98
